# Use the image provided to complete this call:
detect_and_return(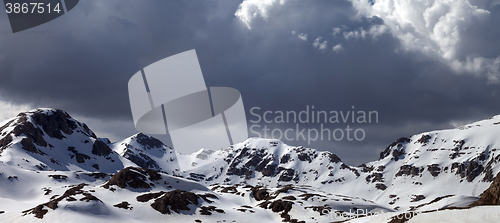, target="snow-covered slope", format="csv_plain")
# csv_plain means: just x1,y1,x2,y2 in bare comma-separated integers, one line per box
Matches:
175,148,229,171
364,115,500,210
179,139,349,186
1,108,500,222
0,165,268,223
174,115,500,213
